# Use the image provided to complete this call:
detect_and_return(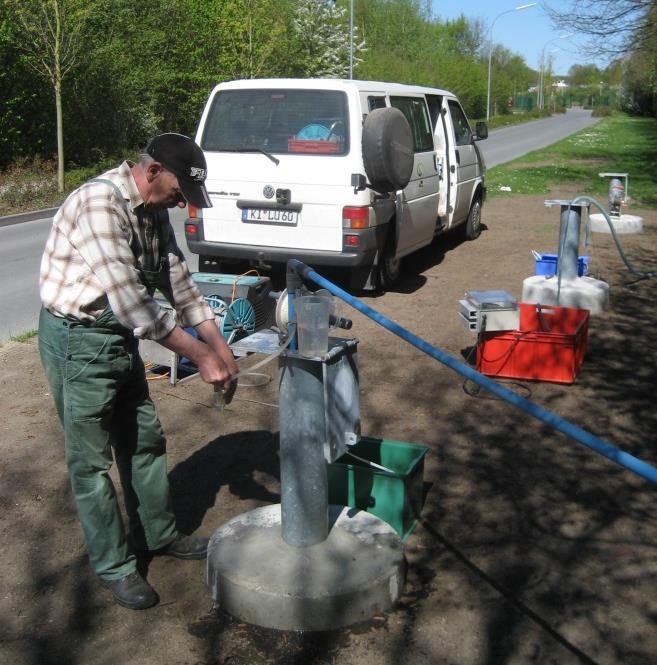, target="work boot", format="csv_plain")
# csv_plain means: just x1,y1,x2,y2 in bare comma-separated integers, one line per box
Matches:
160,534,209,560
102,571,158,610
